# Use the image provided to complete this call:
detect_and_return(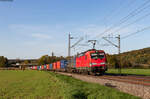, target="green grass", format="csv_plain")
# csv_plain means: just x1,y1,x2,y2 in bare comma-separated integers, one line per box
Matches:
106,69,150,76
0,70,140,99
